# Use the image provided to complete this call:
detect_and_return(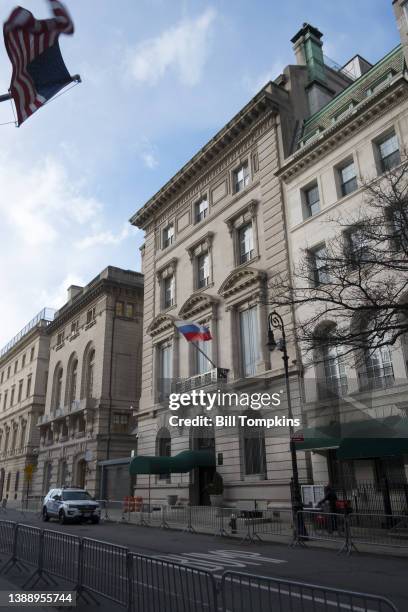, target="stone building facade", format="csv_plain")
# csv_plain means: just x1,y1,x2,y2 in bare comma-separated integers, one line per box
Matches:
130,25,354,509
33,267,144,498
0,309,53,505
279,7,408,509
